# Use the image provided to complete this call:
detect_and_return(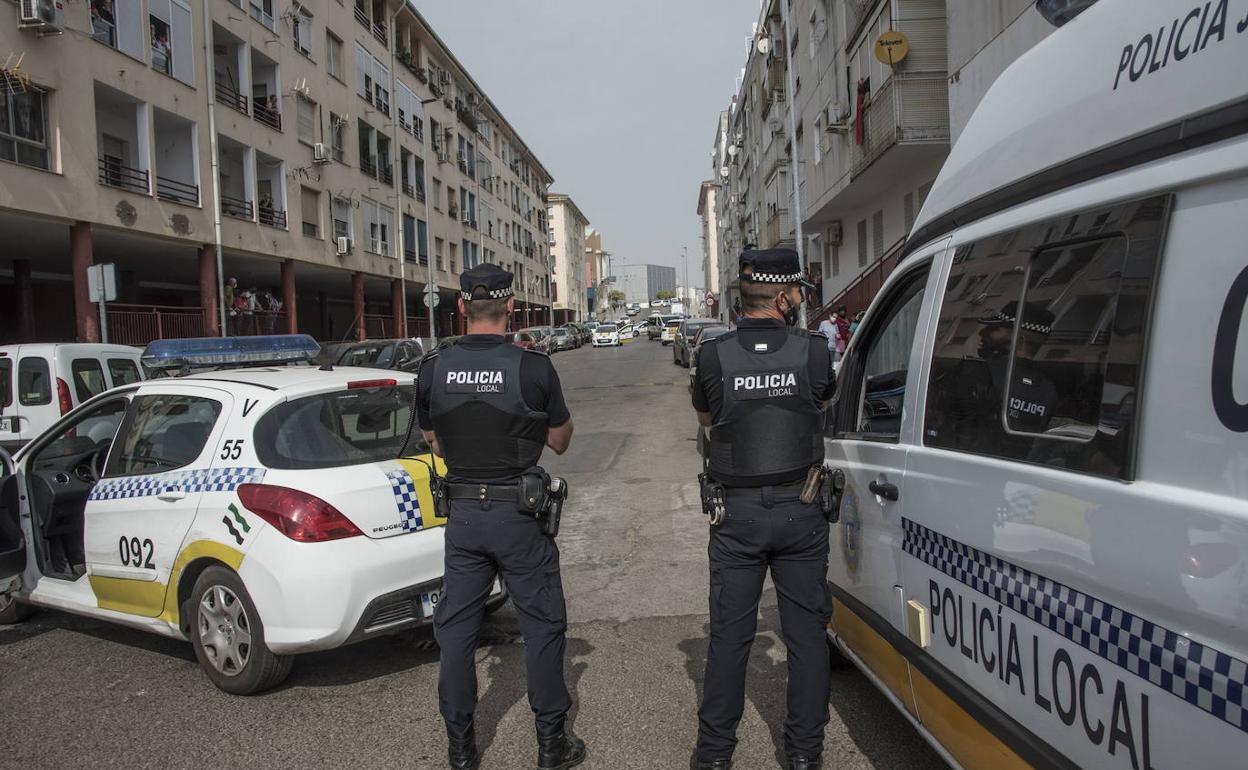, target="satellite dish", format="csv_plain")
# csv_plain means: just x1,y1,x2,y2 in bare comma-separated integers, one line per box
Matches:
720,166,730,178
756,36,771,55
727,145,739,157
